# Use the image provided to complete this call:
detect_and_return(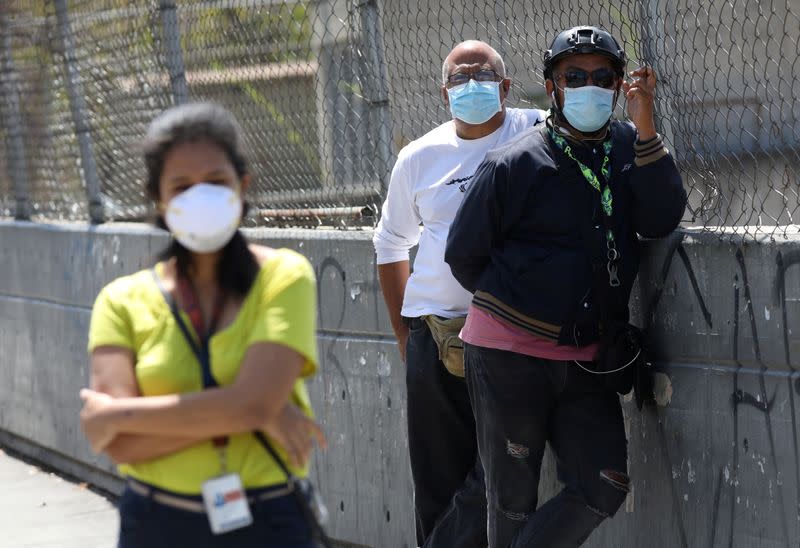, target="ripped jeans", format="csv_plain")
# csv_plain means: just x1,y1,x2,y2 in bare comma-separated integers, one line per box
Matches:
464,344,629,548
